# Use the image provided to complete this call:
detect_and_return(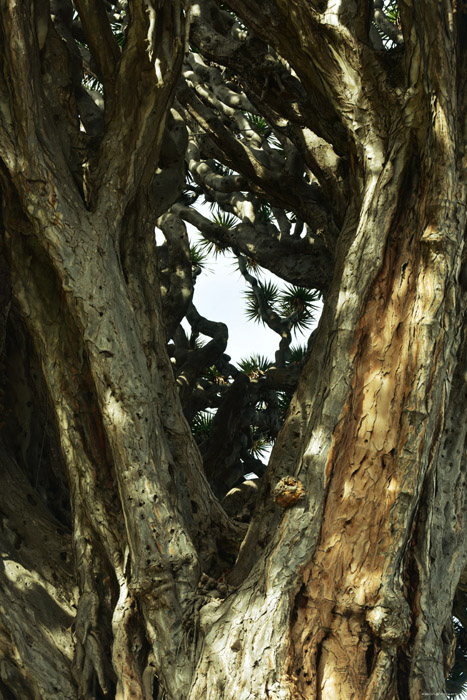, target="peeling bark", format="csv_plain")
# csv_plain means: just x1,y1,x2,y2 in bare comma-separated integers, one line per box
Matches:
0,1,466,699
